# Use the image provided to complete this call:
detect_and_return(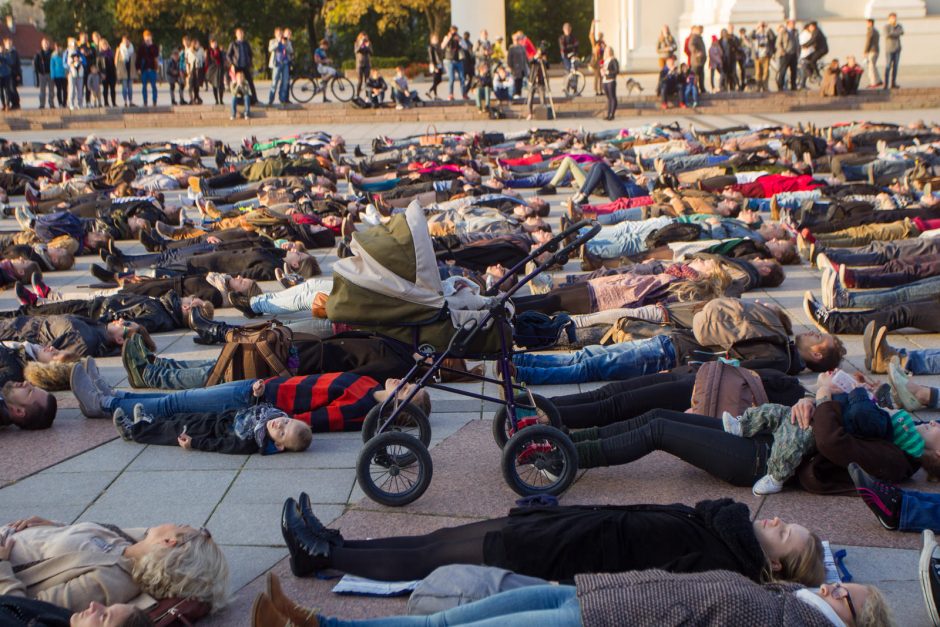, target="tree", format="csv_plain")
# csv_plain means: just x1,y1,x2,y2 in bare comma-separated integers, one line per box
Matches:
325,0,448,38
42,0,116,42
507,0,593,59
